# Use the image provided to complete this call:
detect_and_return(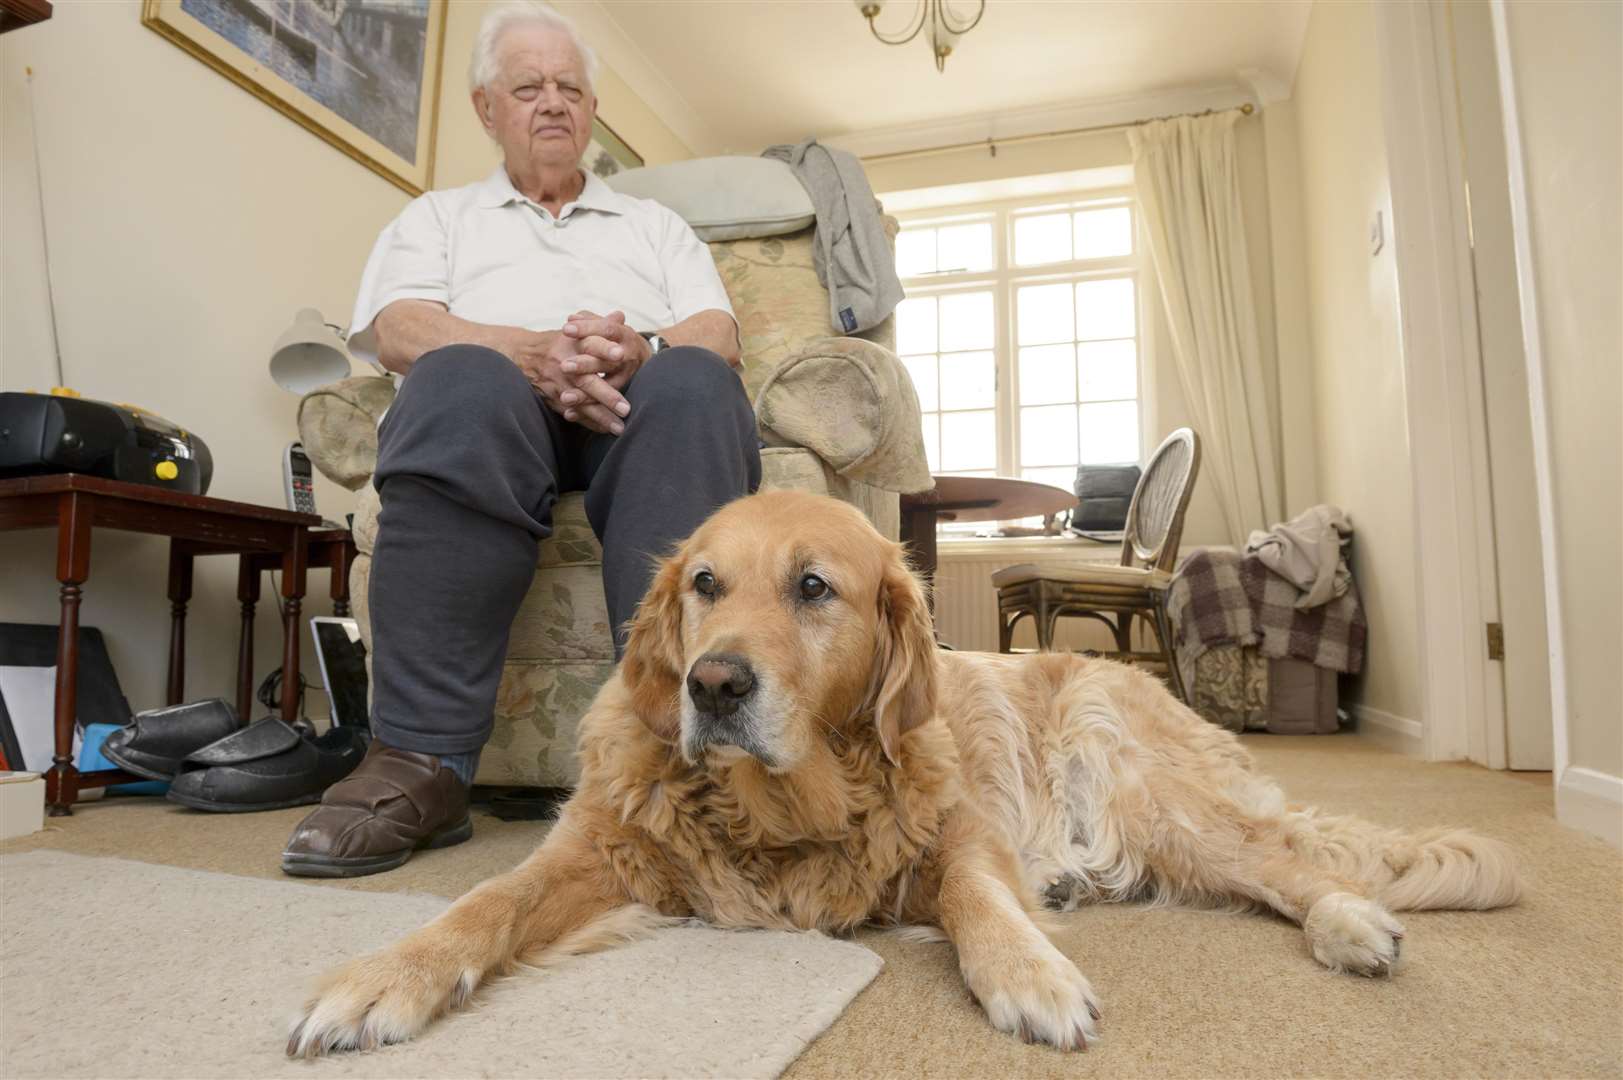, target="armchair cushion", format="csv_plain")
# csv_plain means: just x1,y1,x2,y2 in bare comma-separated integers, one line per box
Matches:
754,337,933,495
296,375,396,491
